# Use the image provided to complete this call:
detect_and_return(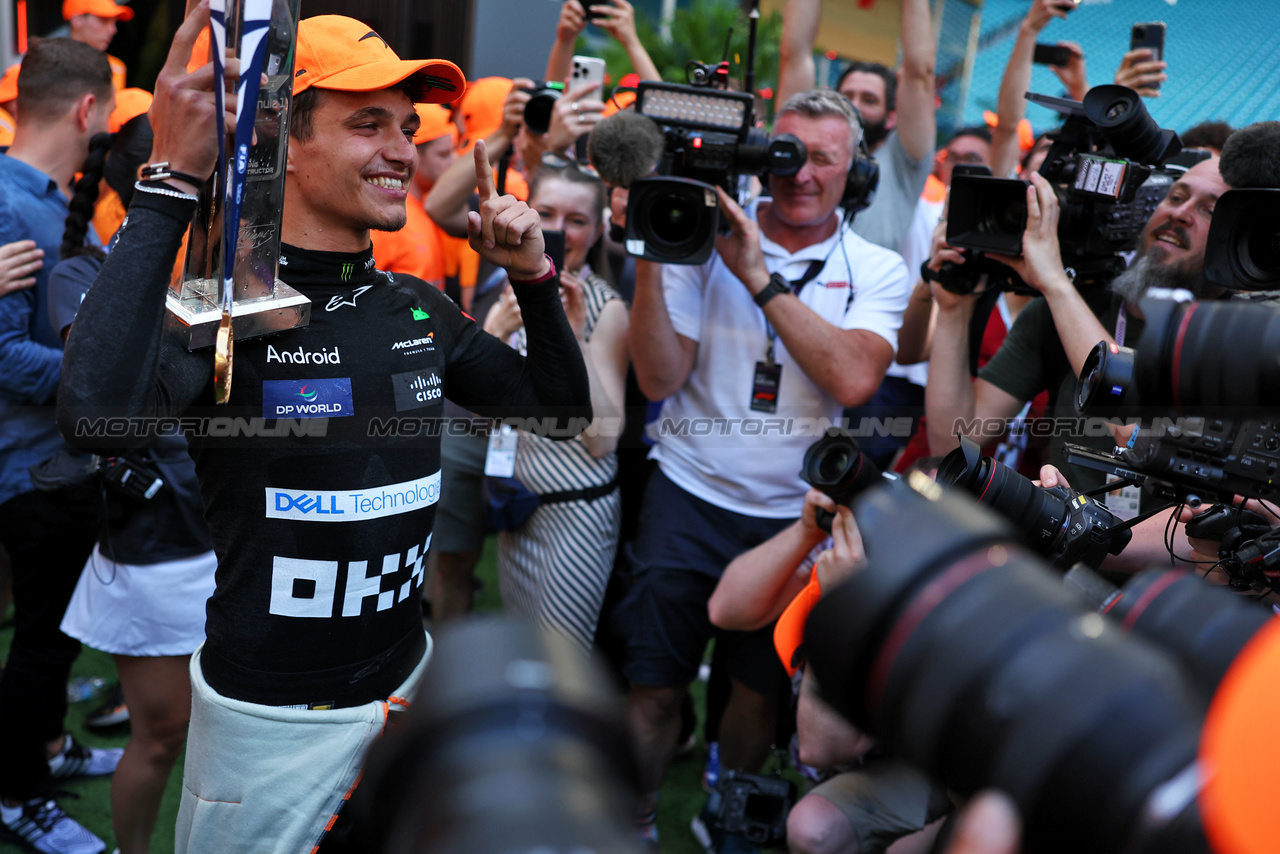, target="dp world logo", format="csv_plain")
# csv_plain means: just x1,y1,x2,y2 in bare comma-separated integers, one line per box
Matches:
295,385,318,401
